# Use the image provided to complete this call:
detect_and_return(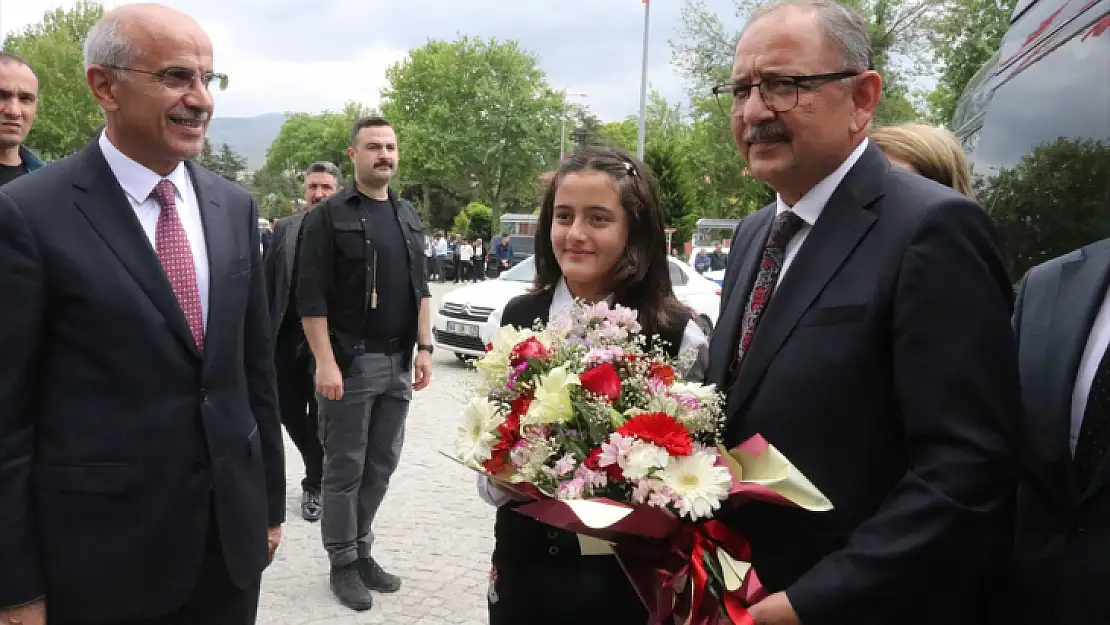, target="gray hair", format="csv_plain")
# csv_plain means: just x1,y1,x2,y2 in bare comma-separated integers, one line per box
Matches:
305,161,342,186
83,15,135,74
744,0,873,72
